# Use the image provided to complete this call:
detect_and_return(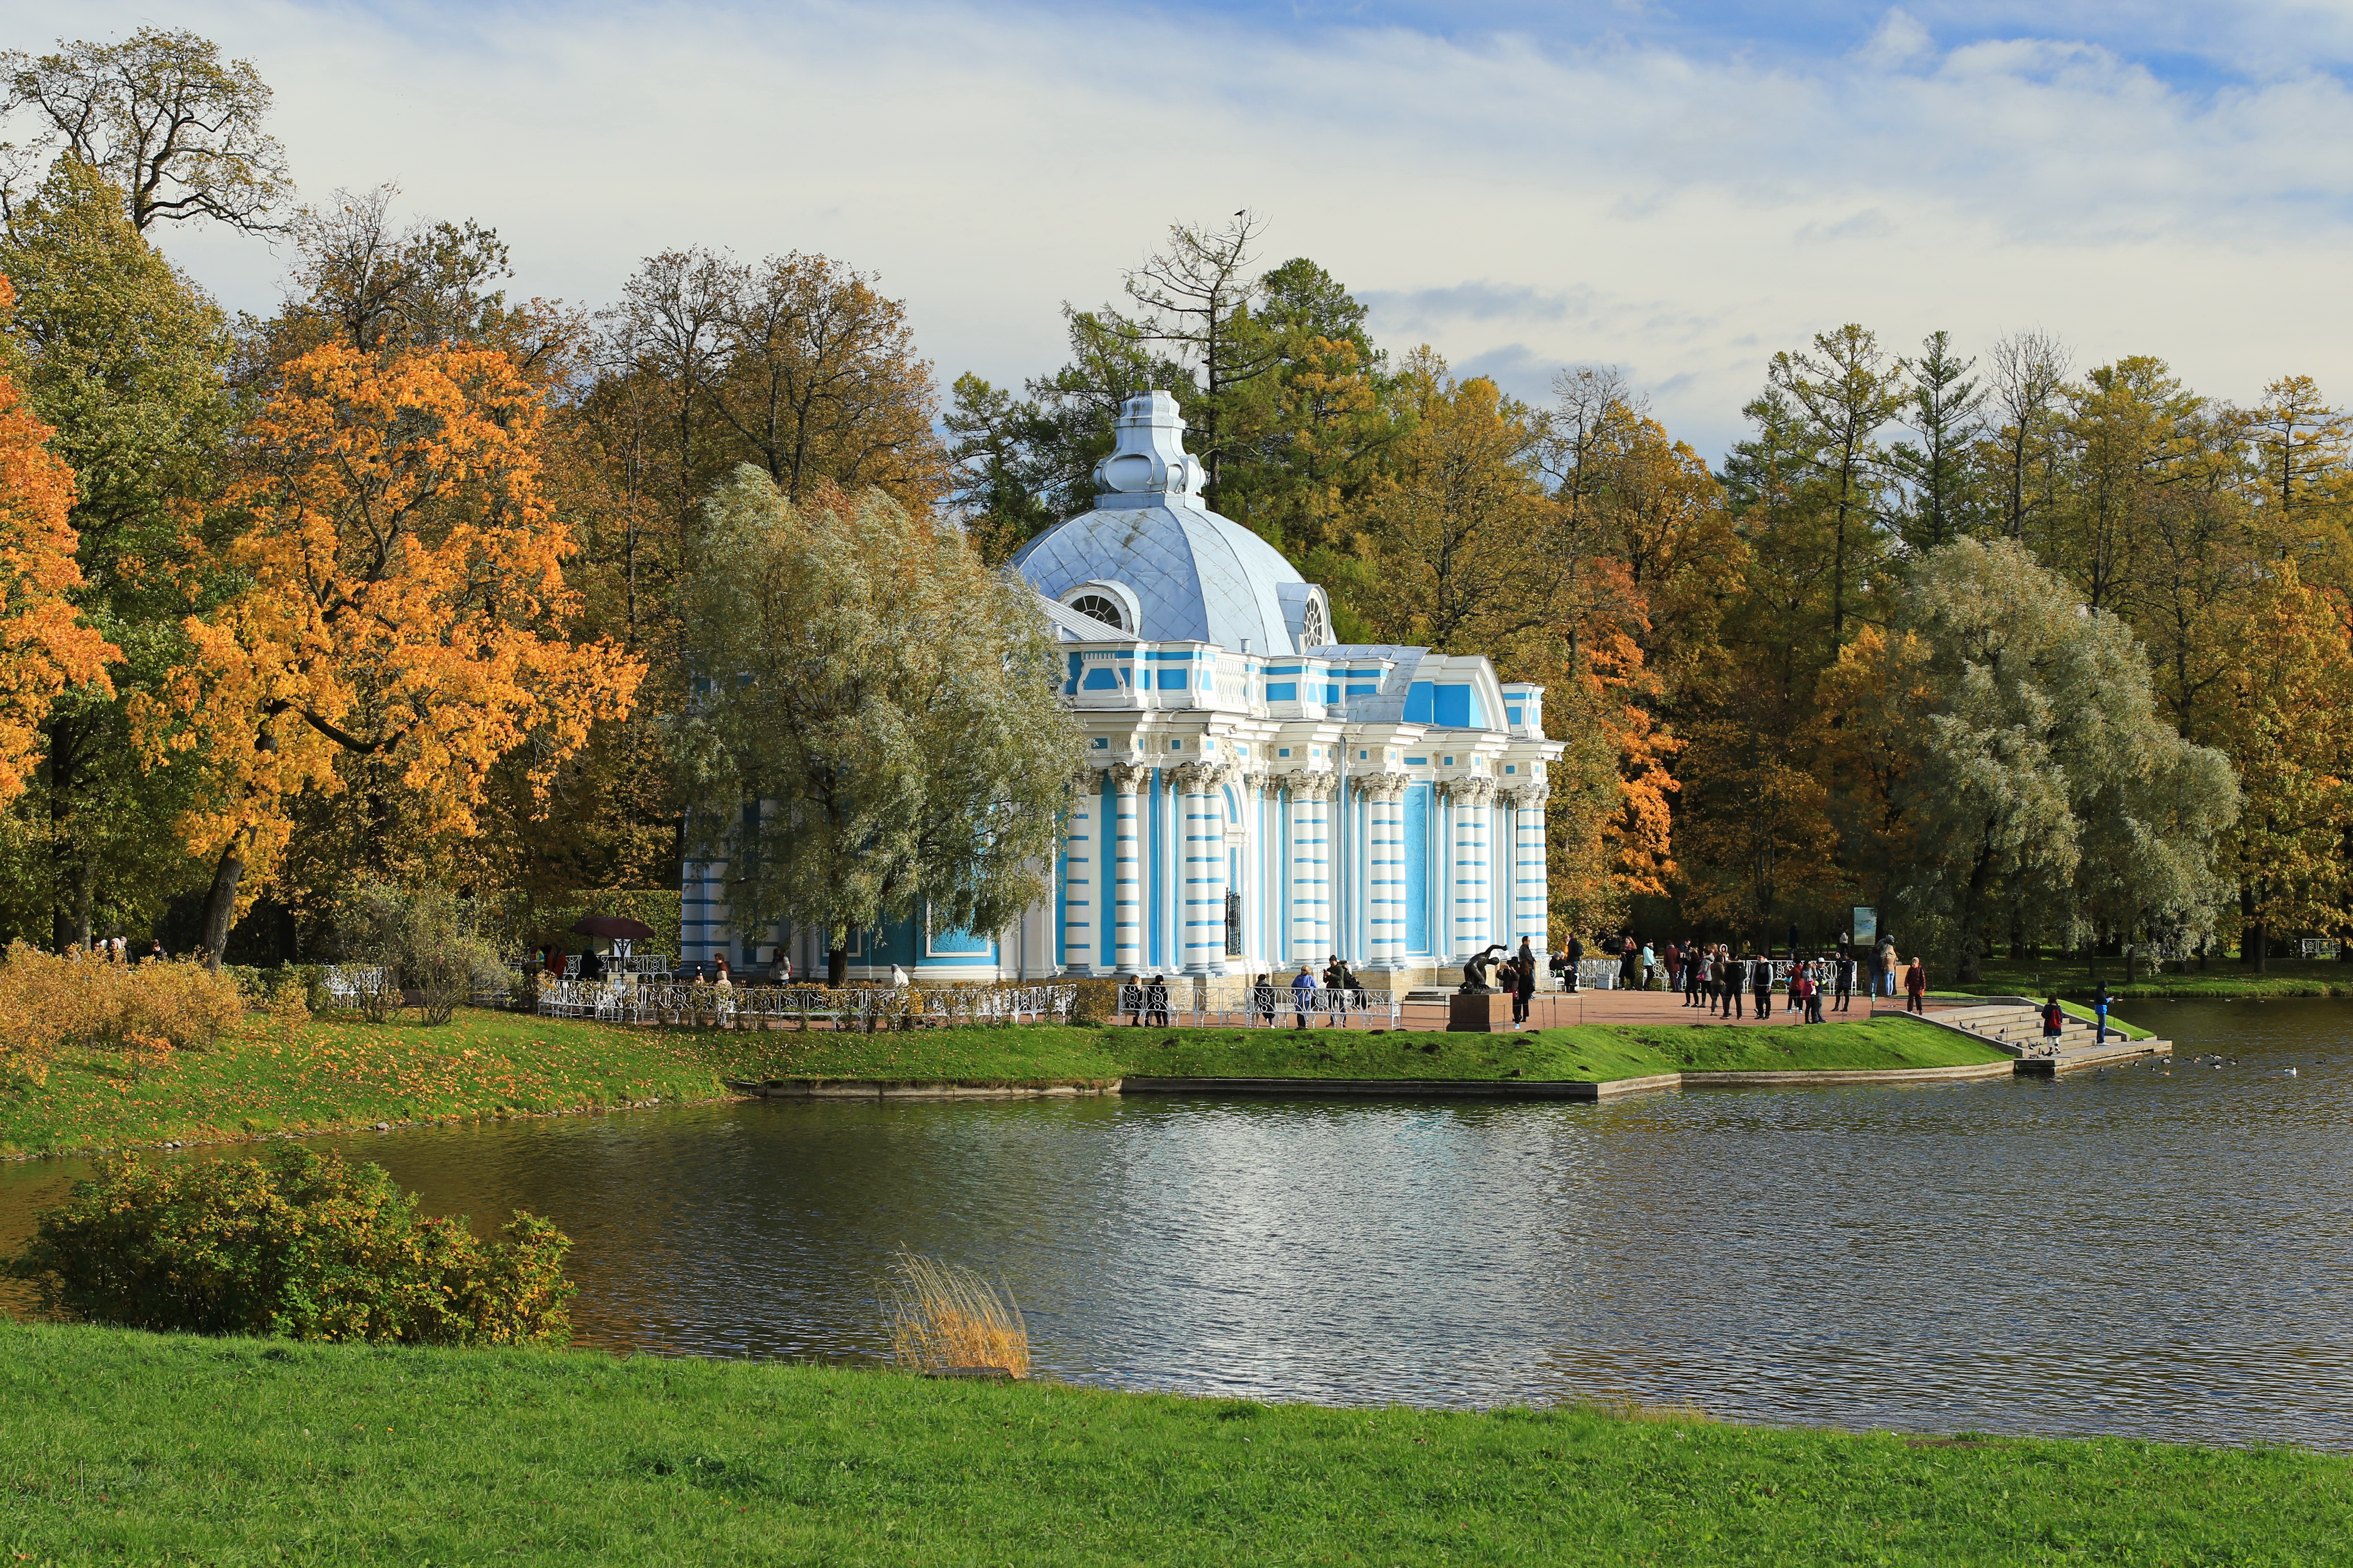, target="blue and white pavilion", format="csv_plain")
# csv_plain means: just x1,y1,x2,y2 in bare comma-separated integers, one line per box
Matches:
683,390,1562,988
